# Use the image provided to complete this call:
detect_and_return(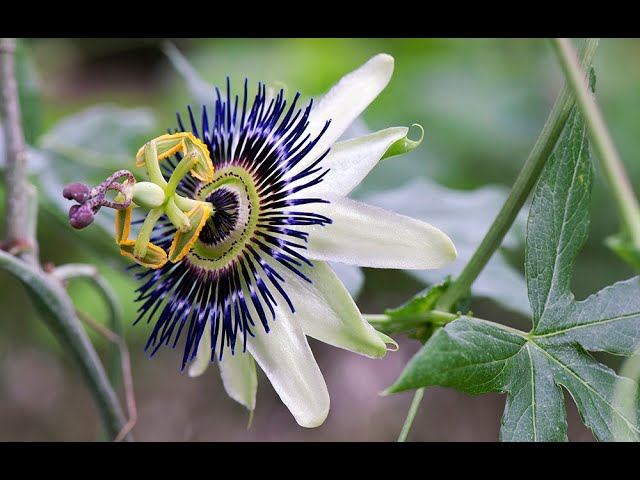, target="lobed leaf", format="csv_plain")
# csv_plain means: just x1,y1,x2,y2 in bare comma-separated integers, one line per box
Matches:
390,108,640,441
